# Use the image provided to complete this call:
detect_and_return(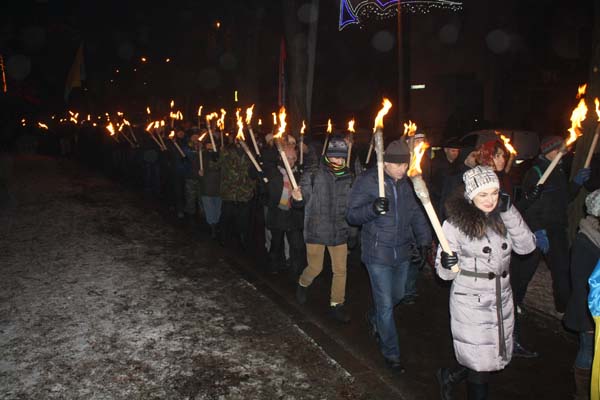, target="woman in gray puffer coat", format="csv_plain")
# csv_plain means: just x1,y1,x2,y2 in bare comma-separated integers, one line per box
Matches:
435,166,536,400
